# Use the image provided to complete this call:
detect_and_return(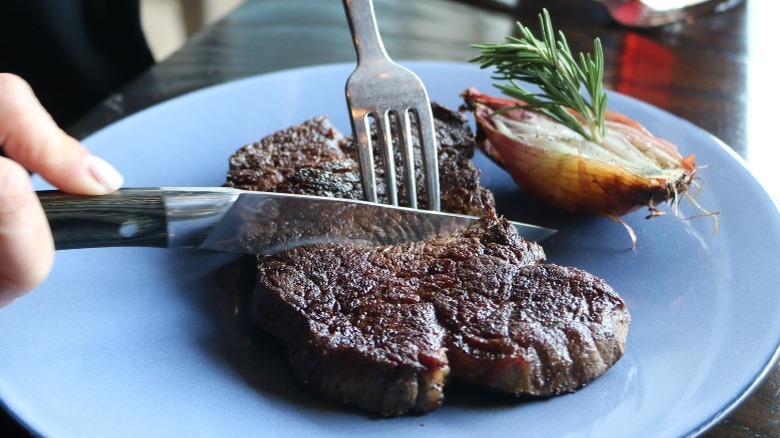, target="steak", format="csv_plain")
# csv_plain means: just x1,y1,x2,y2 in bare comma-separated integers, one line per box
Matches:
253,214,629,416
226,103,495,216
227,103,630,416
